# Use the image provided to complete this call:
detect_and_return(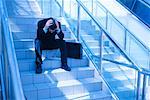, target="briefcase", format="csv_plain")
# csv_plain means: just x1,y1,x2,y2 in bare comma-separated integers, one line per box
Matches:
66,42,83,59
